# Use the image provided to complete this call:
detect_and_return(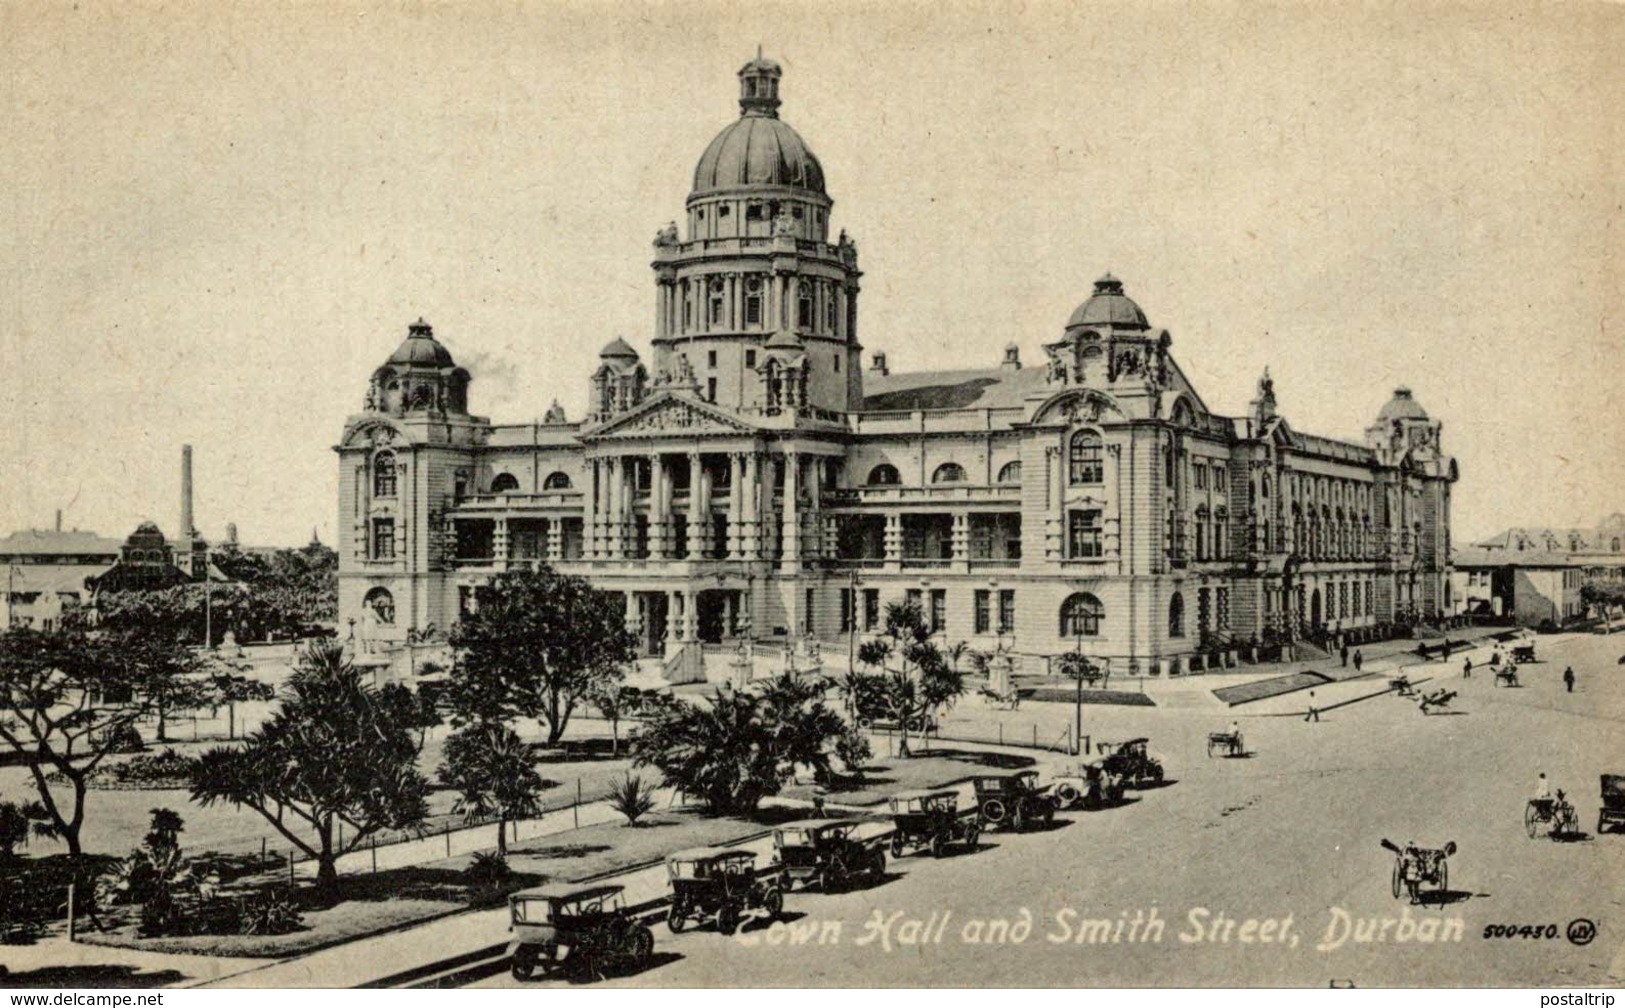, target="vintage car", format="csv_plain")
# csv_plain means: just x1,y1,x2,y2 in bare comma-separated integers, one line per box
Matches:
1099,737,1165,788
507,882,654,981
1050,760,1124,809
665,847,783,935
970,770,1058,831
770,819,887,892
886,789,982,857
